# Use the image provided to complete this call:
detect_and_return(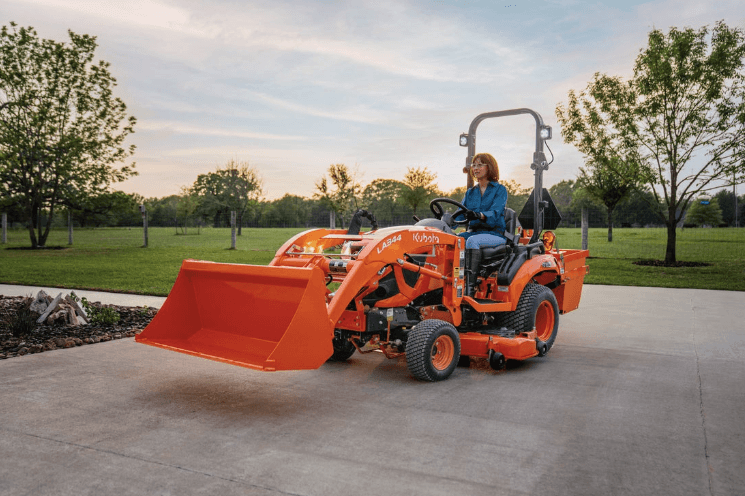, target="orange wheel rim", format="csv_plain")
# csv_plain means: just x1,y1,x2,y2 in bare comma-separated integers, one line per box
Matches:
431,335,455,371
535,301,555,341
